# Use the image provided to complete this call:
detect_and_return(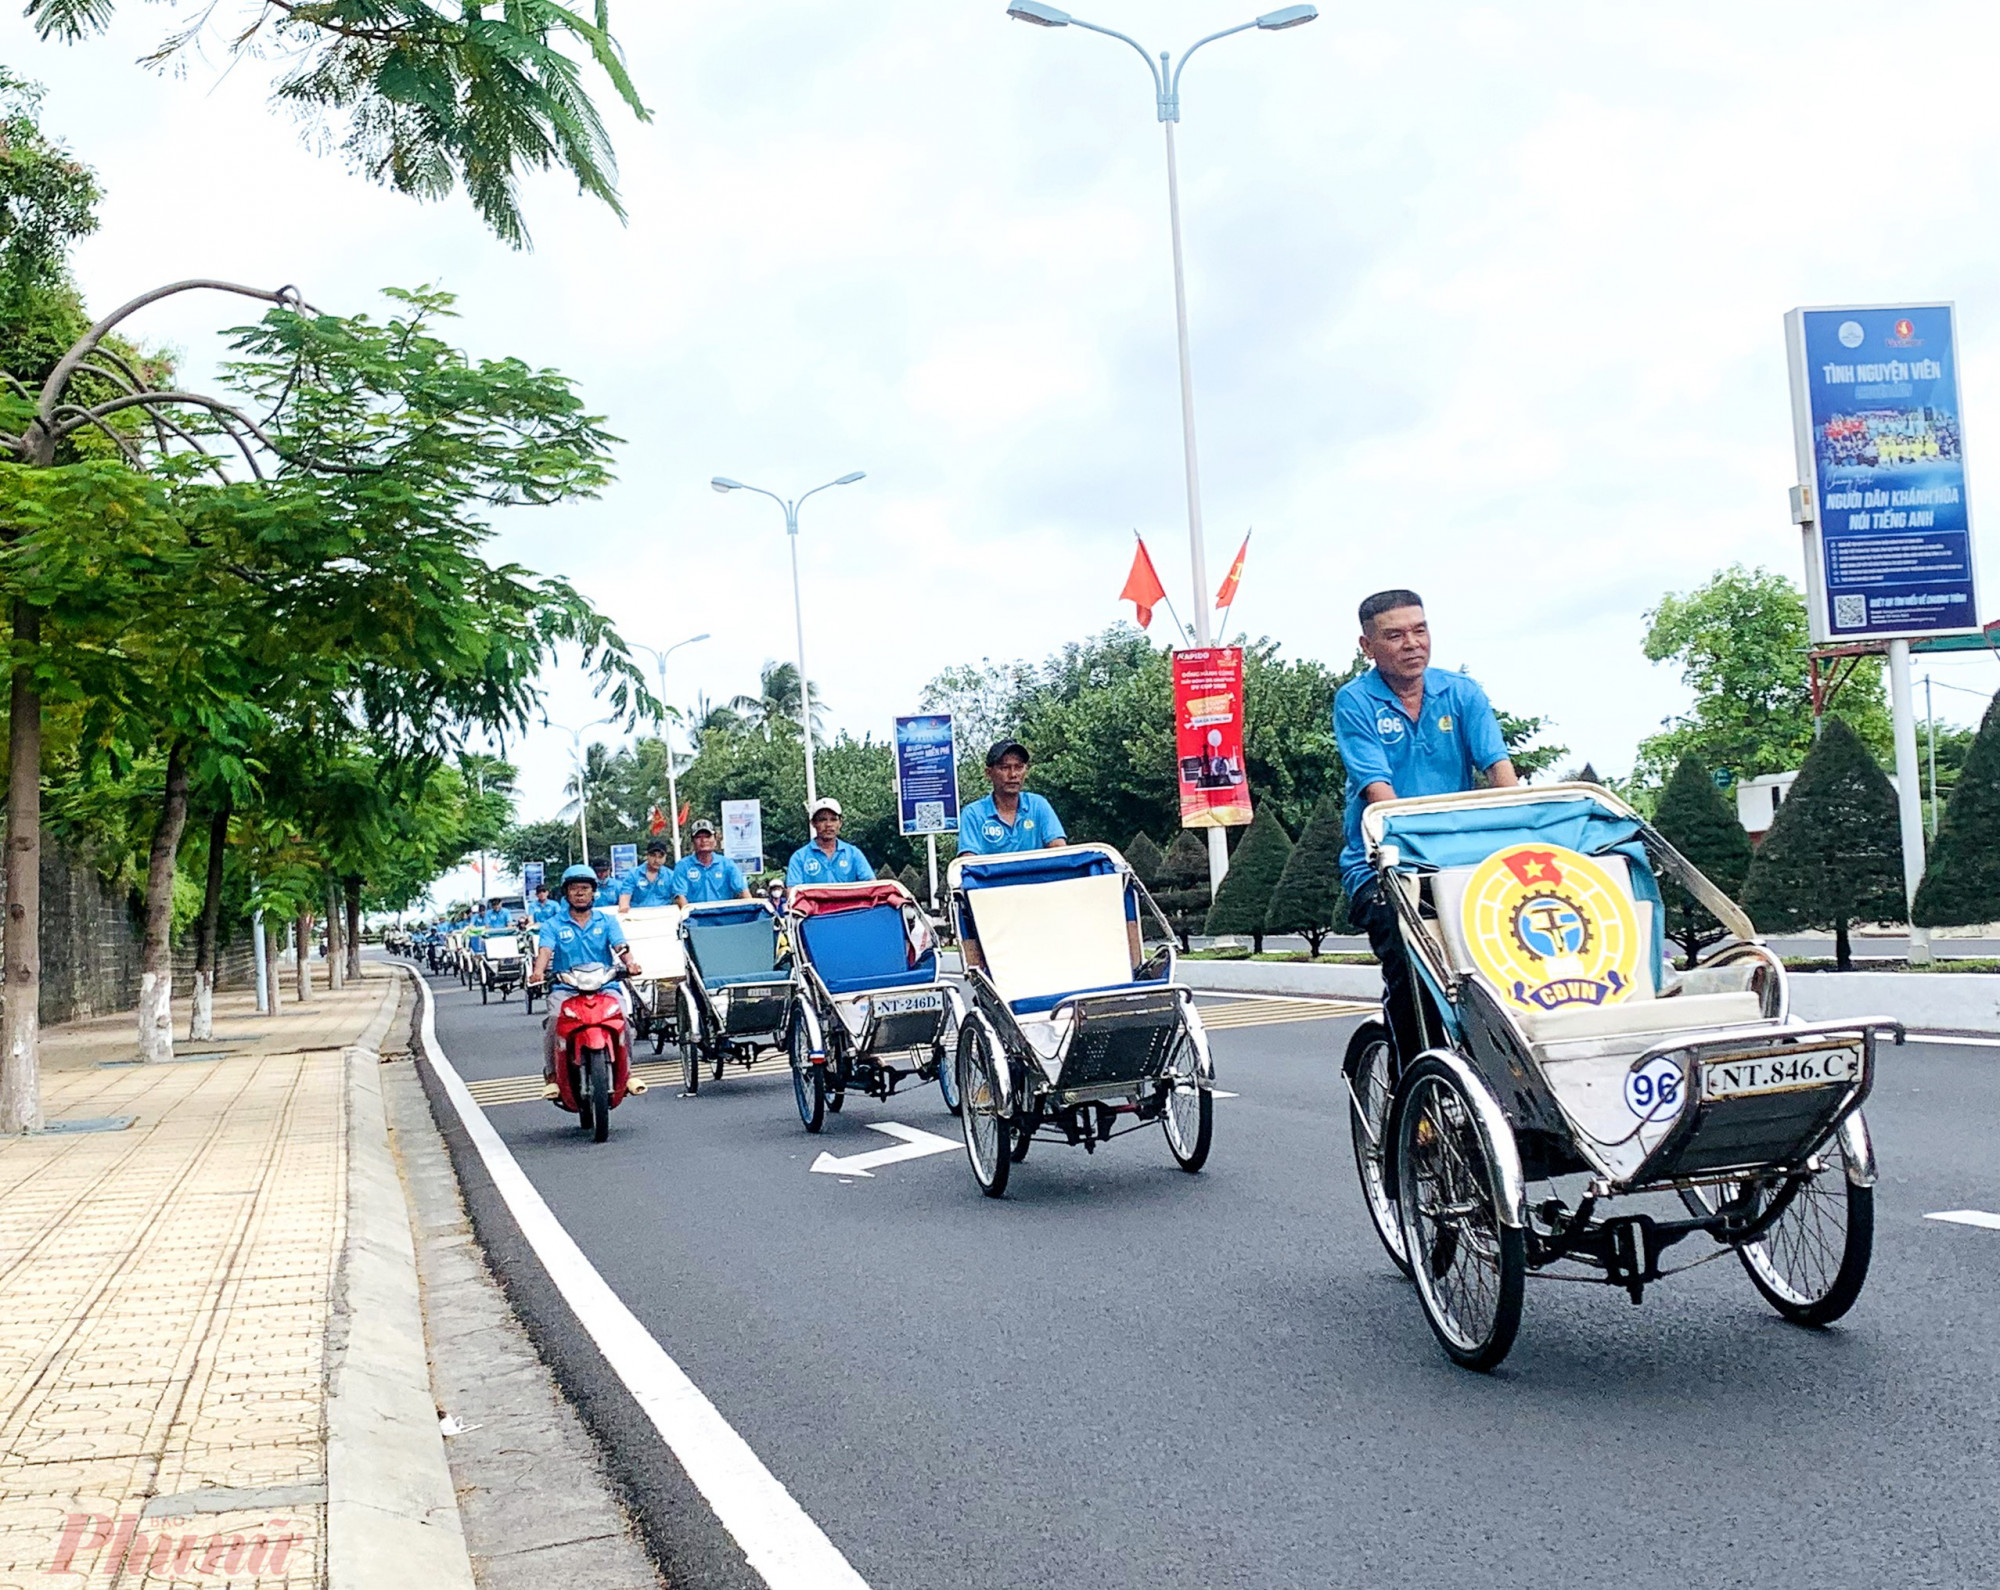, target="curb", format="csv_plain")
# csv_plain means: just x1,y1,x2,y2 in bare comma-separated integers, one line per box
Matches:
327,970,477,1590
